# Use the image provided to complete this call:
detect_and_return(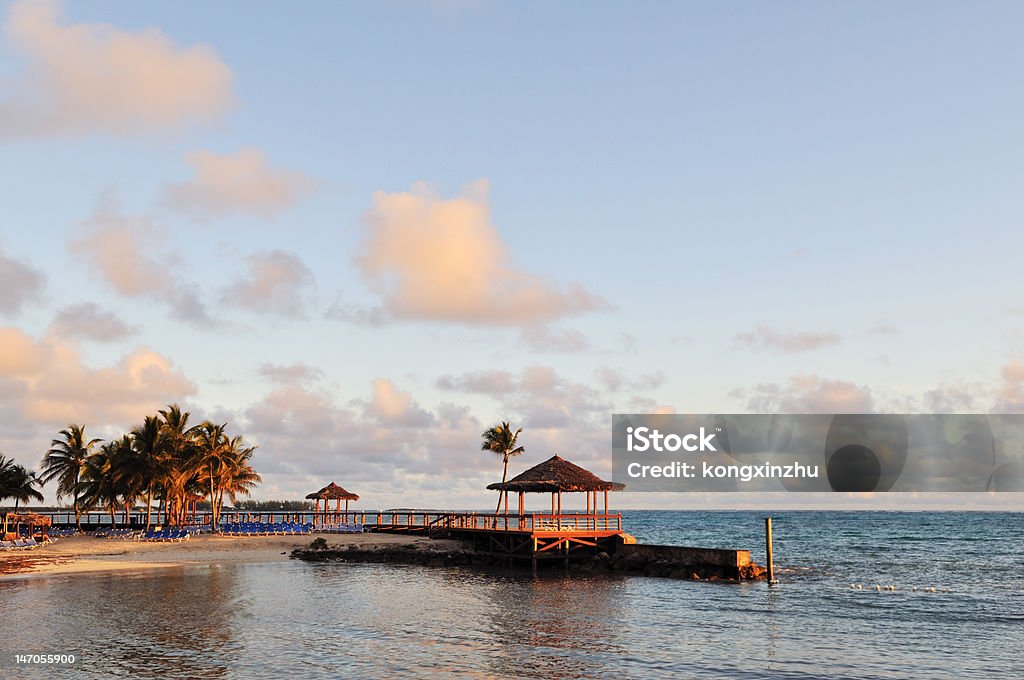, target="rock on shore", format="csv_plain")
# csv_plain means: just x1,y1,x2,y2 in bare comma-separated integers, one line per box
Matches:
291,541,767,581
